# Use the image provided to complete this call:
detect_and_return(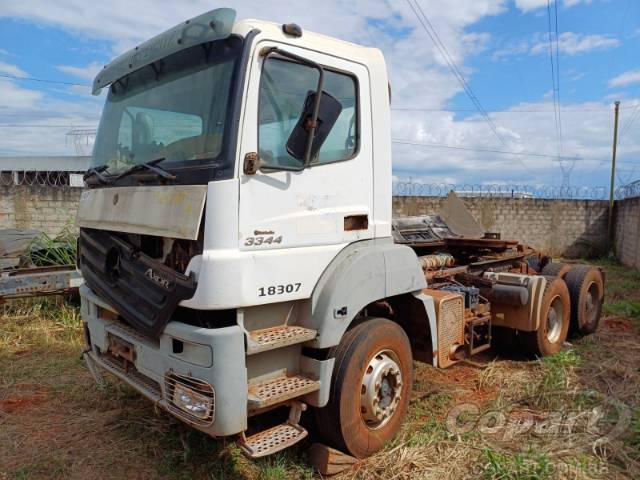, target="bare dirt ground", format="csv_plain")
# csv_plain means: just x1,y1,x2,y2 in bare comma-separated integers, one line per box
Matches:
1,259,639,479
